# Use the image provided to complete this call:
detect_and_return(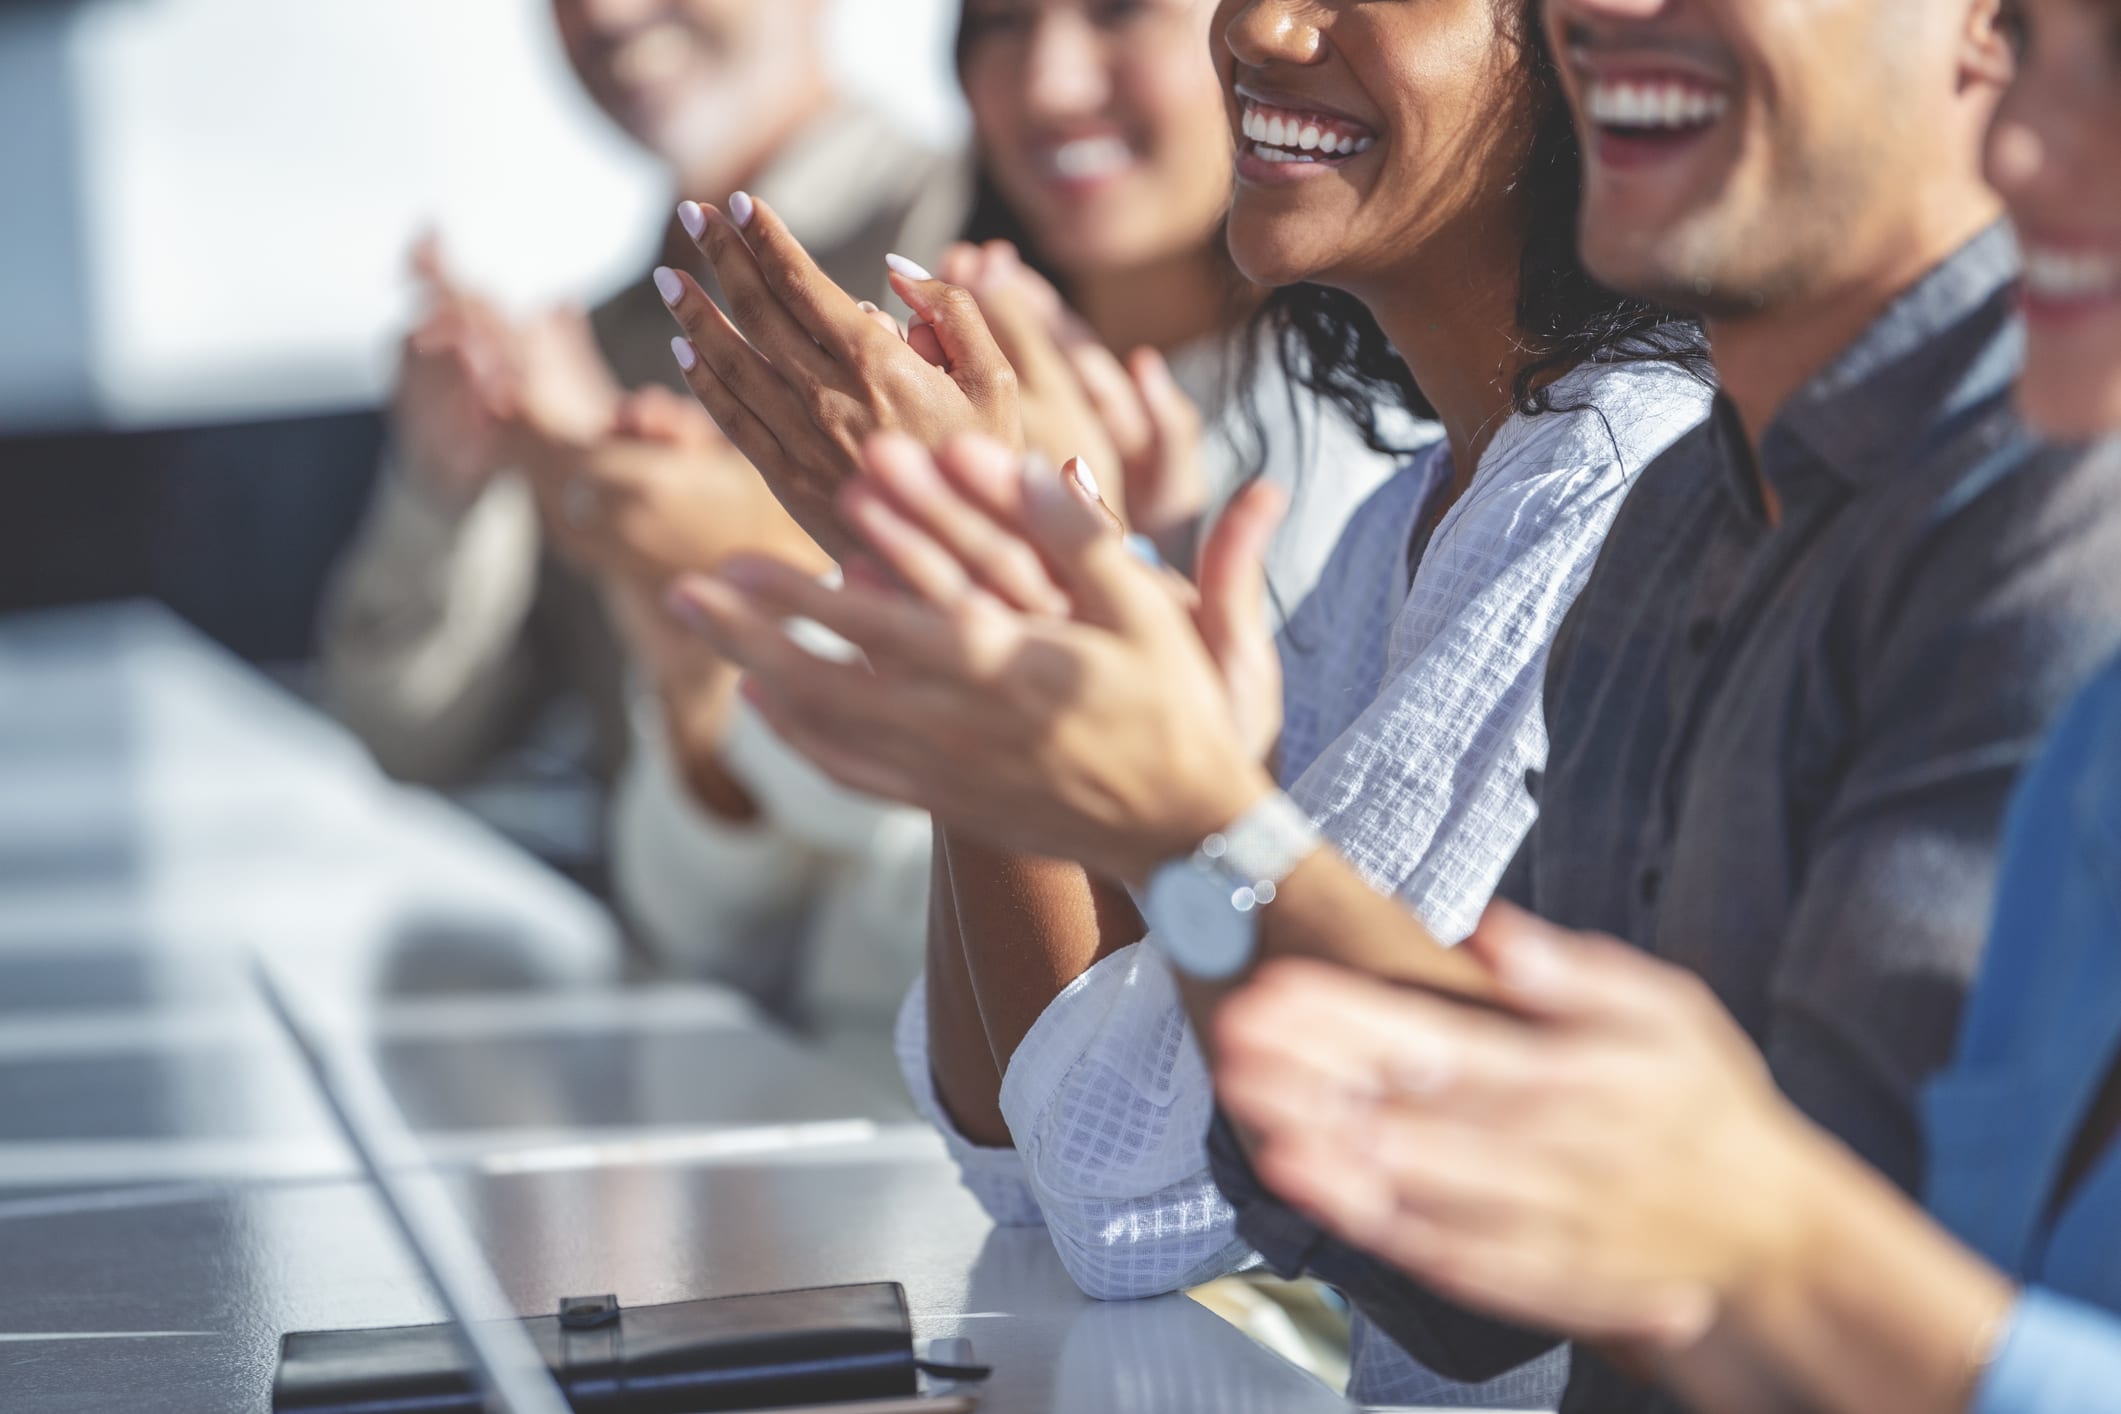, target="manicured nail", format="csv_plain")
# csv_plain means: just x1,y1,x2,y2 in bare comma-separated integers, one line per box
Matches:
728,191,755,228
1124,534,1165,569
653,267,683,306
677,201,707,240
1065,456,1102,504
857,300,880,314
665,586,709,633
885,253,934,282
671,336,698,372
